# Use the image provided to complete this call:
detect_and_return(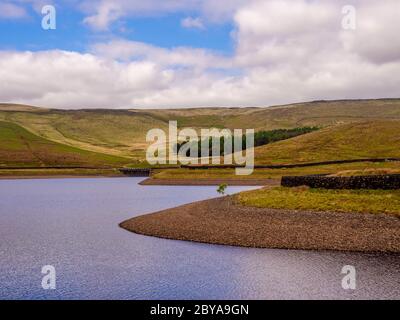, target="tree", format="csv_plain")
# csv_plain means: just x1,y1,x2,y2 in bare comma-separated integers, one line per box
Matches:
217,183,228,195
